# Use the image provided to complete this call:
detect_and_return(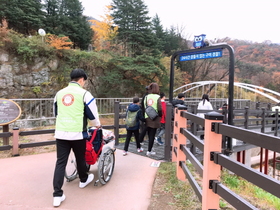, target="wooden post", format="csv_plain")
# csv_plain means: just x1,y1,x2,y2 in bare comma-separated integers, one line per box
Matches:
172,107,178,163
202,111,223,210
3,125,9,145
12,127,20,156
172,105,188,181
